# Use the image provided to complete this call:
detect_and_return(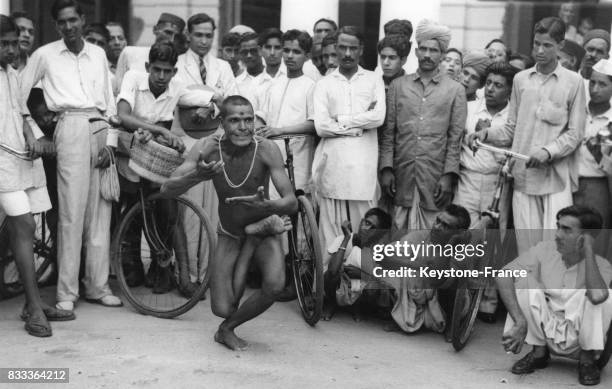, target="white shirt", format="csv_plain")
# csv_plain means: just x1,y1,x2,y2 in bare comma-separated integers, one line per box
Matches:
0,66,46,192
114,46,150,95
175,49,238,97
460,98,509,174
261,74,315,192
303,59,322,82
312,67,386,200
578,106,612,177
235,71,268,111
20,40,116,115
117,70,185,123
